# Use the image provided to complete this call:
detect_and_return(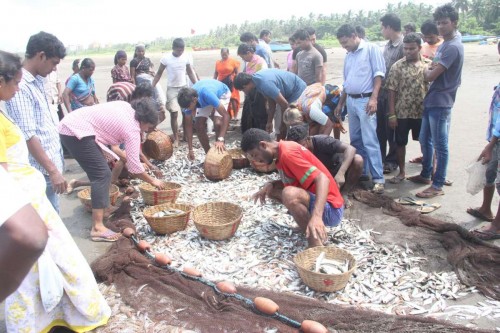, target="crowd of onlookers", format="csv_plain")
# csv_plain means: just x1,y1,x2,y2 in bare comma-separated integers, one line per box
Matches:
1,2,500,332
